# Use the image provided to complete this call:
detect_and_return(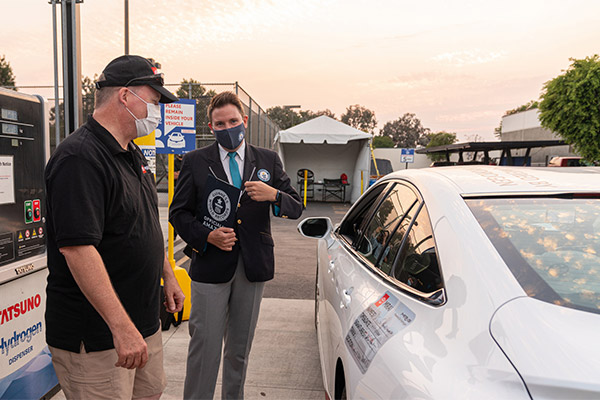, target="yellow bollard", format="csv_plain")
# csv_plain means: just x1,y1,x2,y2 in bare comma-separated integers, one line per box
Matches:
361,170,364,194
168,154,175,269
303,169,308,207
167,153,191,320
161,268,191,321
173,267,192,320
